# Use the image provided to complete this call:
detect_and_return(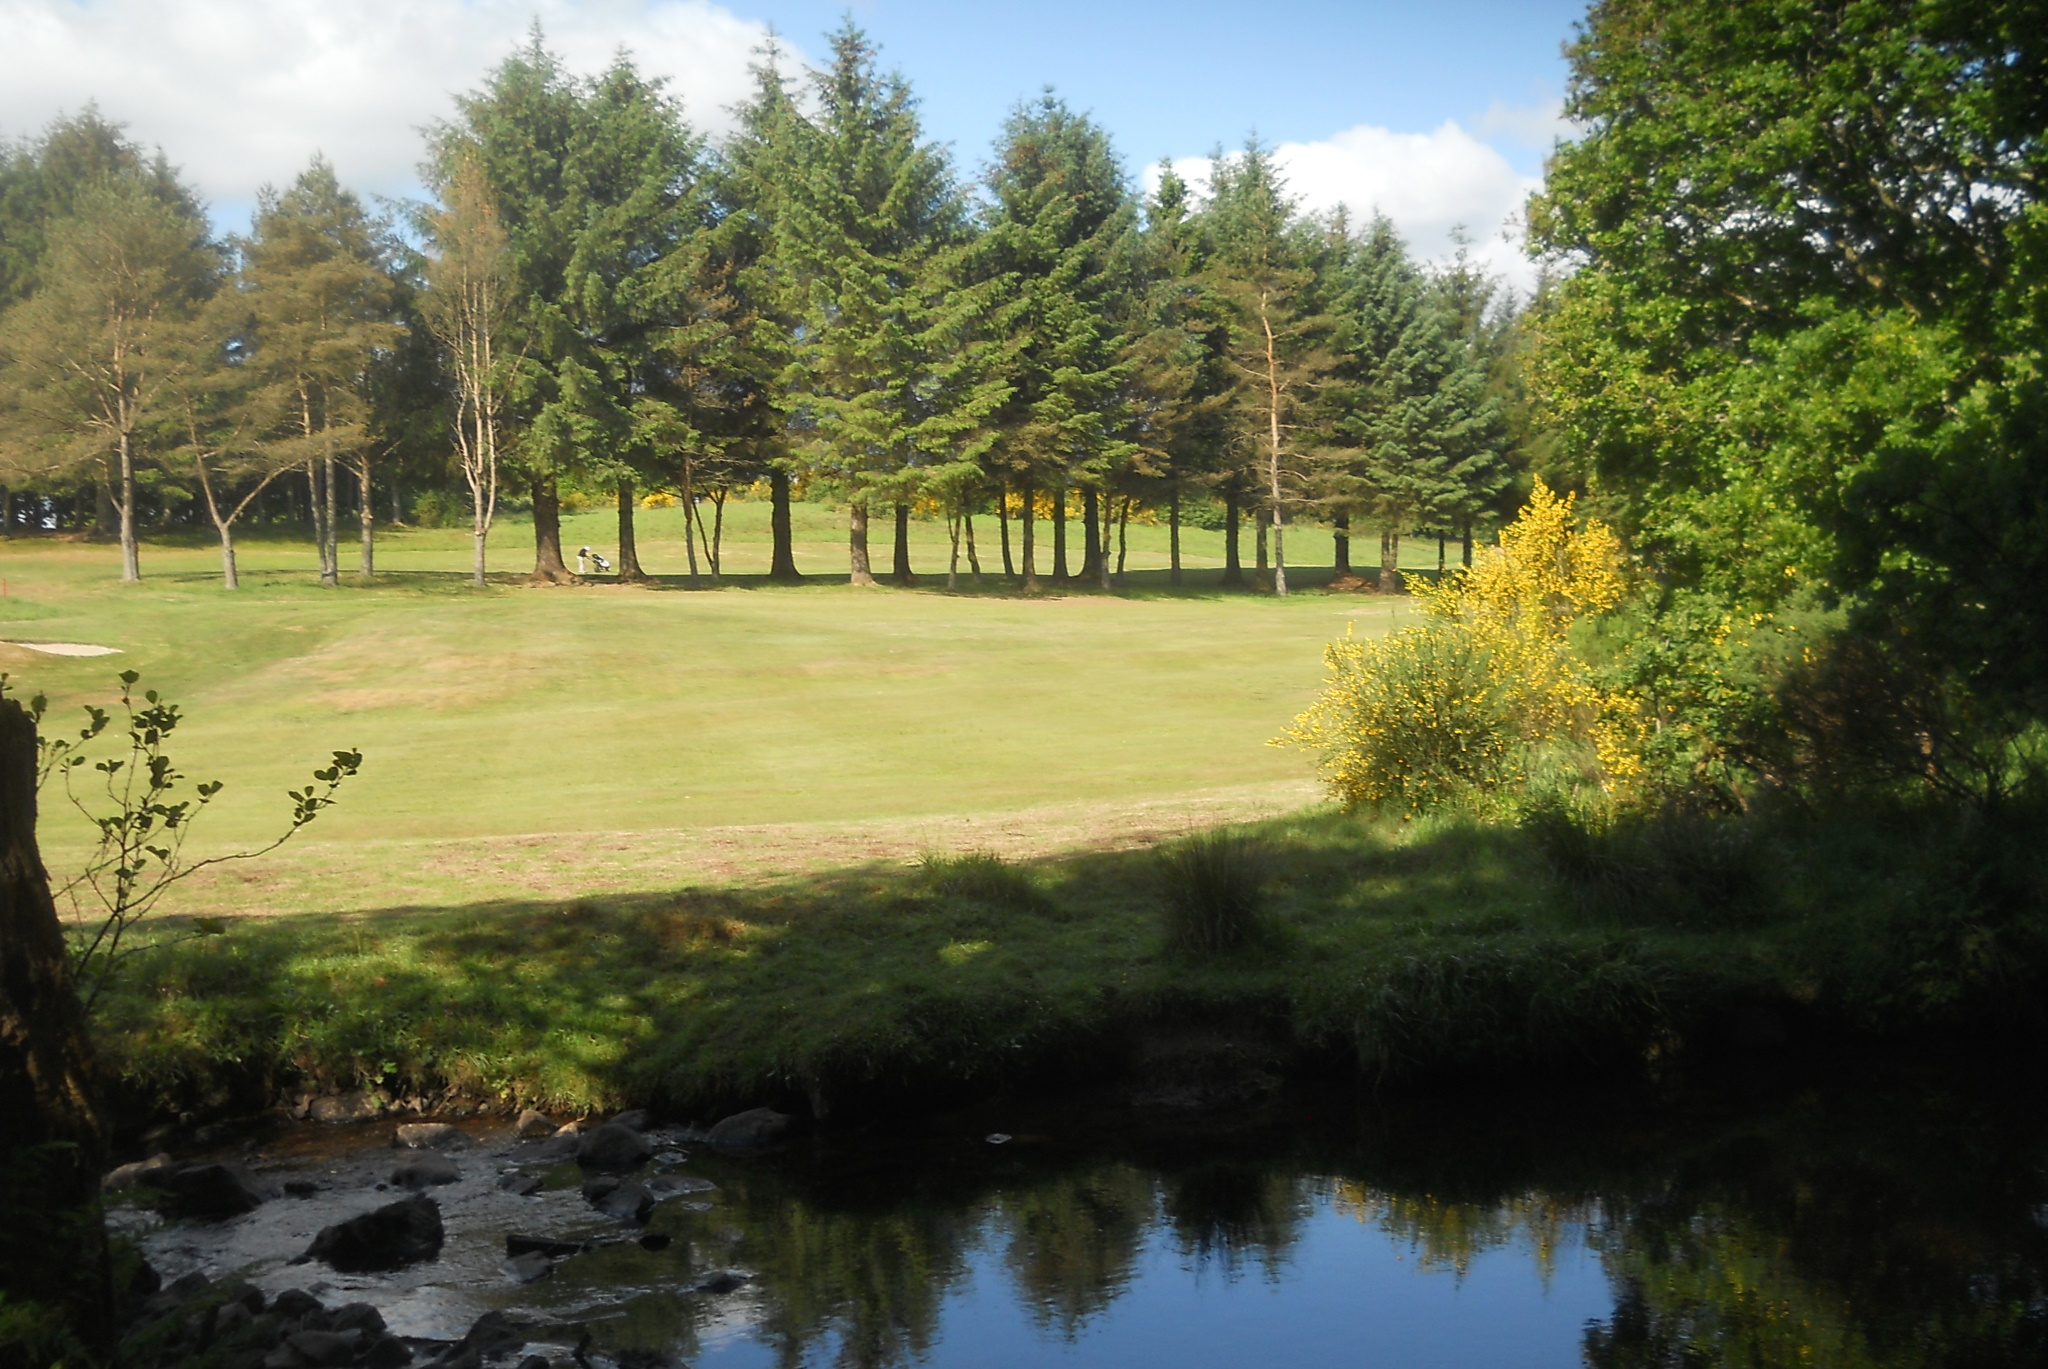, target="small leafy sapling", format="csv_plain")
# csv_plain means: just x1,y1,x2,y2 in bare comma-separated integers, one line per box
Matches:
14,670,362,1011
